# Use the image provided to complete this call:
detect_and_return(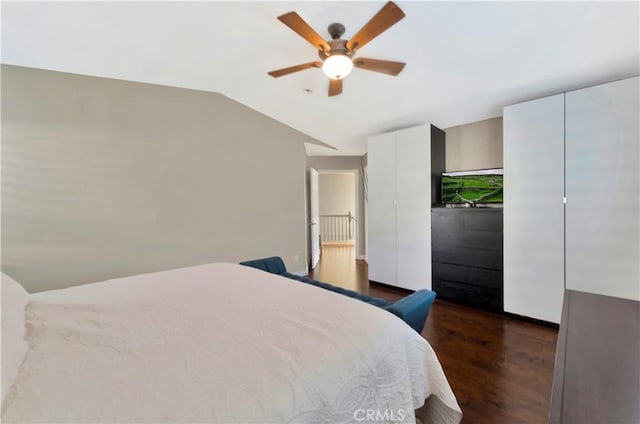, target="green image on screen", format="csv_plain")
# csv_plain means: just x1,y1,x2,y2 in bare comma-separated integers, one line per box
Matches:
442,174,503,204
